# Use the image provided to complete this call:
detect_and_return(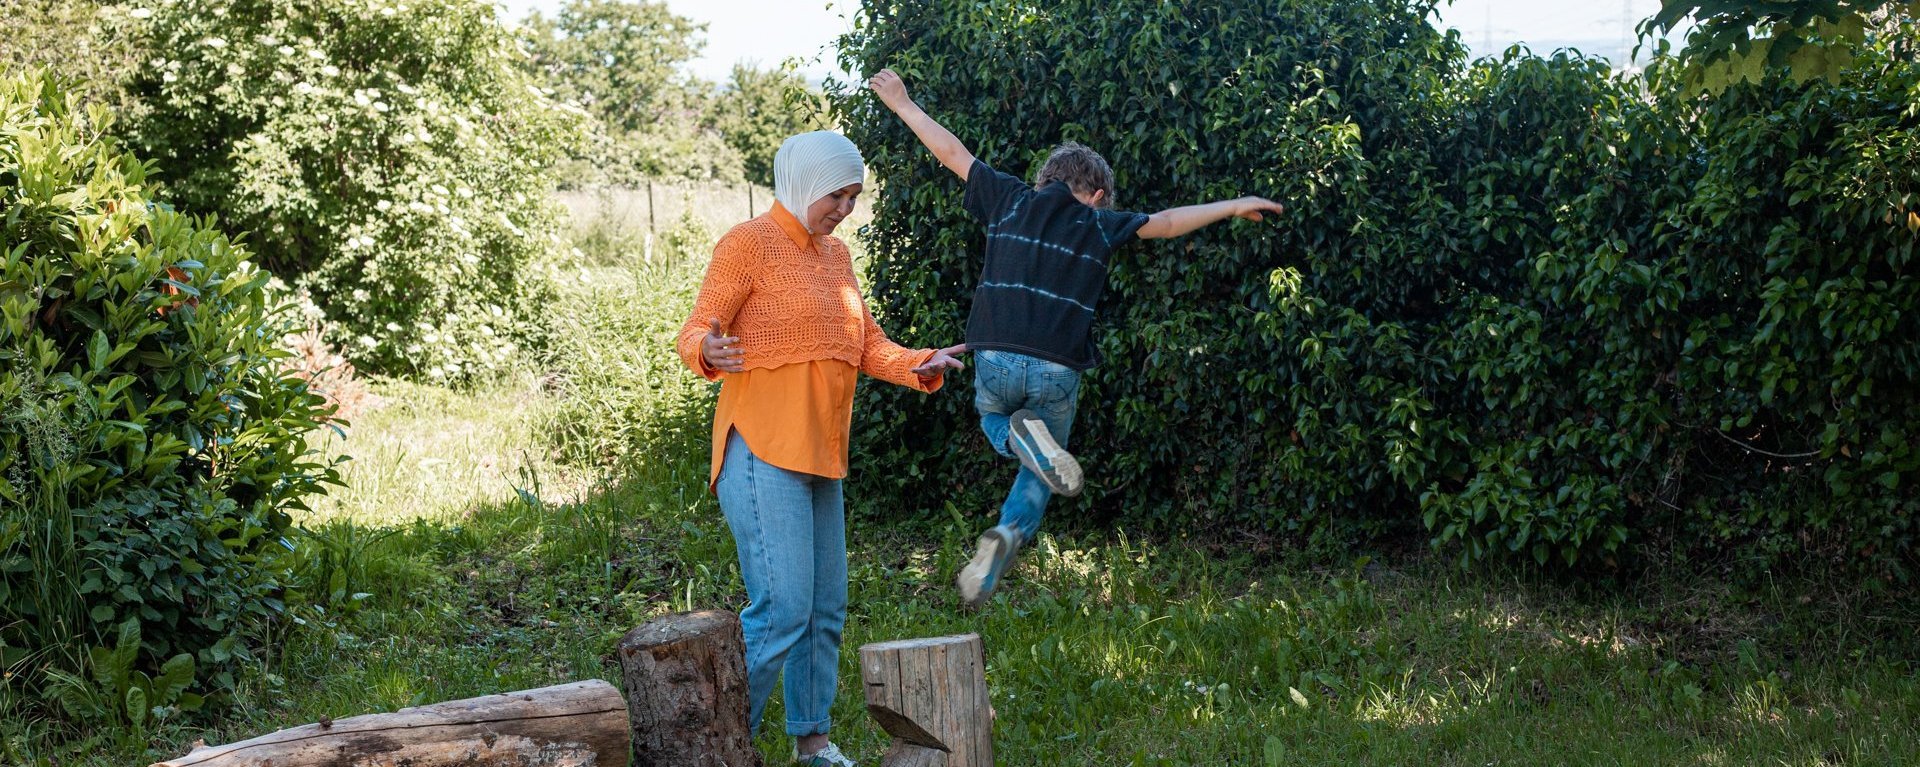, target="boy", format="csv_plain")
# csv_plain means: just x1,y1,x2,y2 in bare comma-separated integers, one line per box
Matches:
868,69,1285,607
